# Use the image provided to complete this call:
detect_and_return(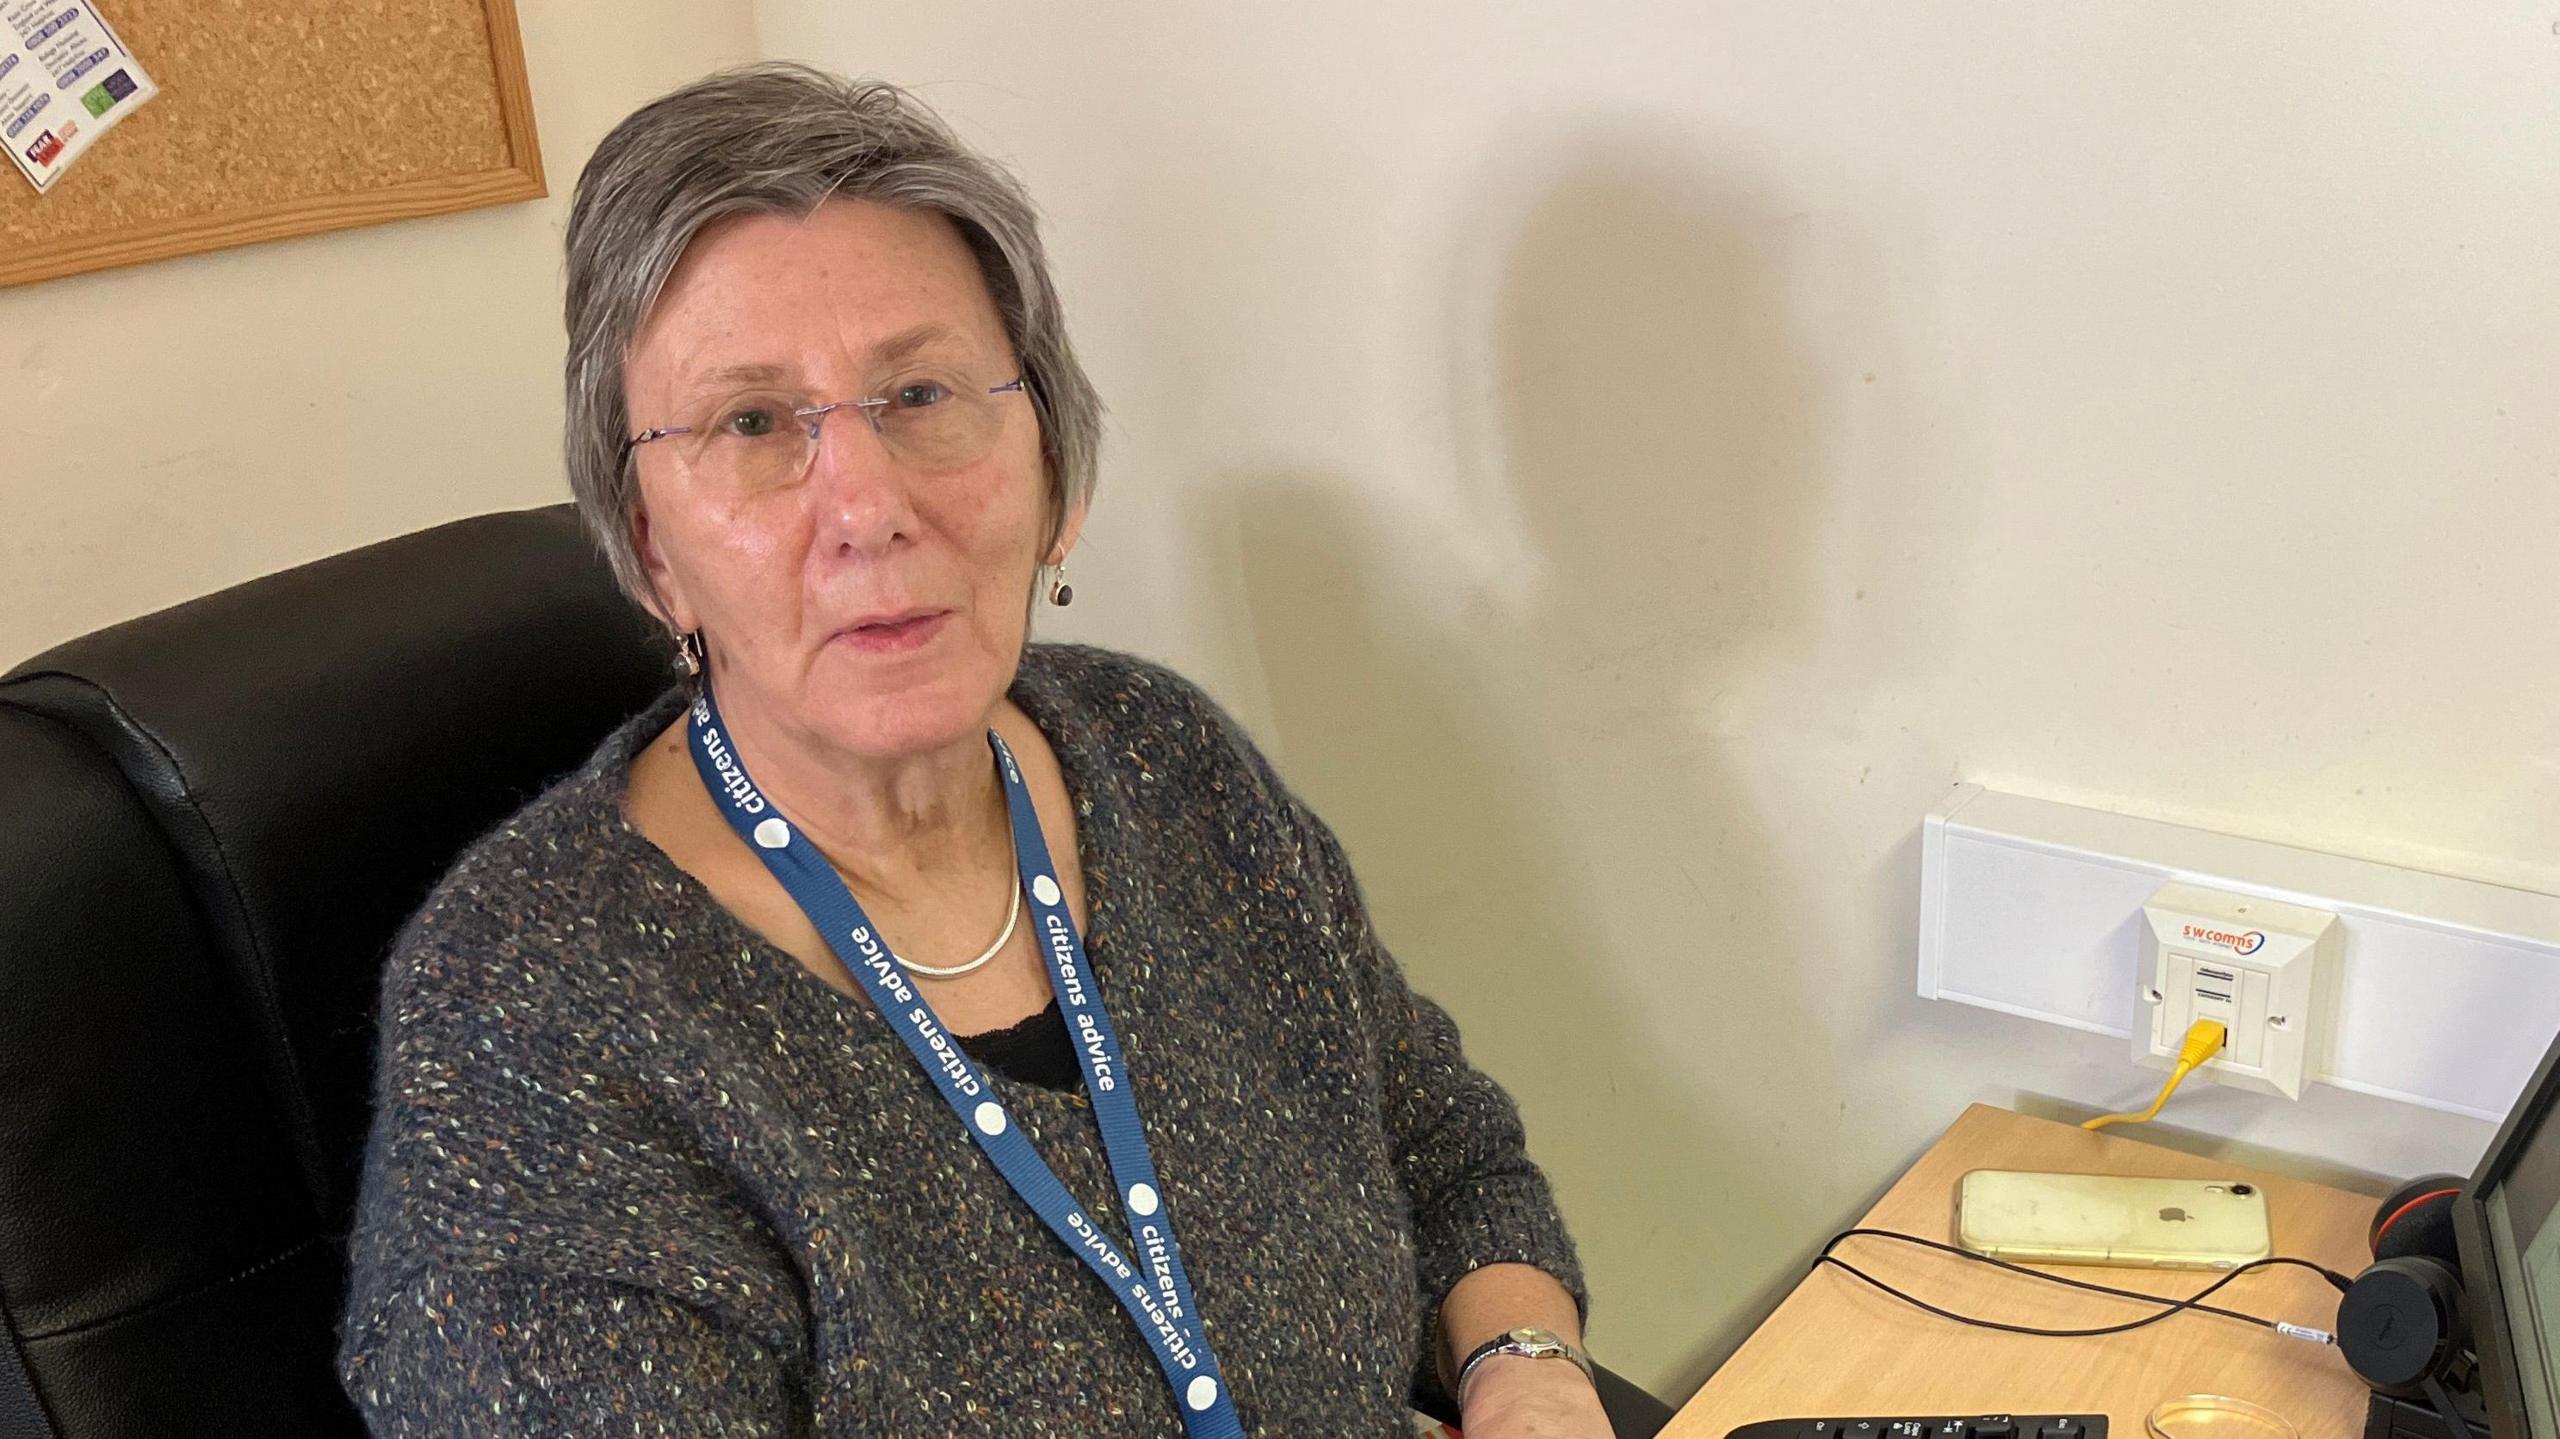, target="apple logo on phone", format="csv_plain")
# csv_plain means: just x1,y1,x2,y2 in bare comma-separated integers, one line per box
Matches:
2159,1207,2191,1222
